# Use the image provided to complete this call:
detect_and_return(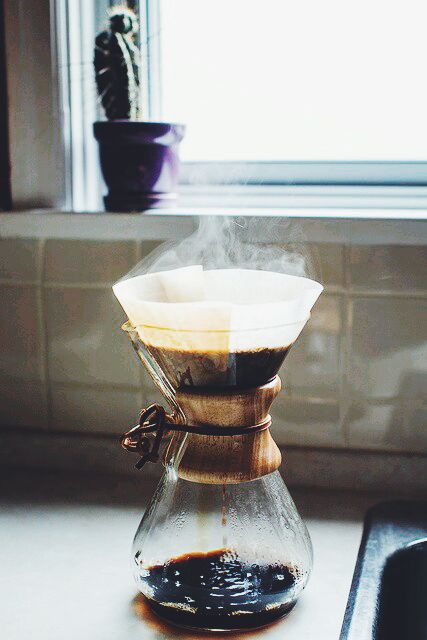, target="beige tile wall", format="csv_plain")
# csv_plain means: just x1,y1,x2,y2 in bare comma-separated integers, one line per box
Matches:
0,237,425,454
